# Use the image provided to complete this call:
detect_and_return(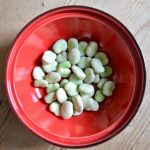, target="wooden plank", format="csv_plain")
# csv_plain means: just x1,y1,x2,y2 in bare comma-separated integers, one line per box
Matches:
0,0,150,149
